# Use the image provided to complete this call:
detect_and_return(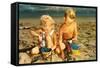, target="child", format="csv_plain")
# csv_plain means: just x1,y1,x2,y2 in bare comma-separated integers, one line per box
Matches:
40,15,57,50
31,15,57,55
59,8,79,61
